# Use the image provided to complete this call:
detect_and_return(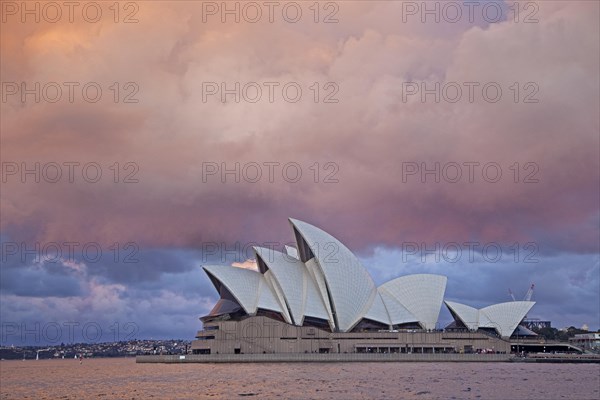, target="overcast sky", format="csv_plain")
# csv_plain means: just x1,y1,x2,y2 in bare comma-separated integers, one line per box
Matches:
1,0,598,345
